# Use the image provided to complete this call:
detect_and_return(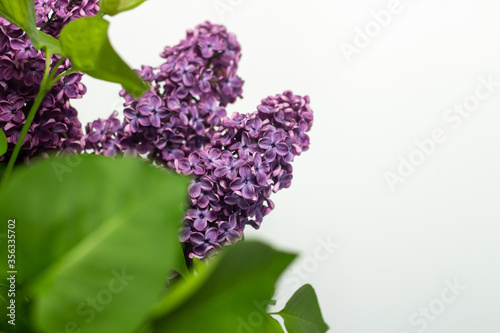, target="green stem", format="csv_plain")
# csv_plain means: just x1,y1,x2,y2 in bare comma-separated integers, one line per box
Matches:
0,52,70,192
39,12,57,31
50,69,77,86
47,56,66,83
0,86,50,191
